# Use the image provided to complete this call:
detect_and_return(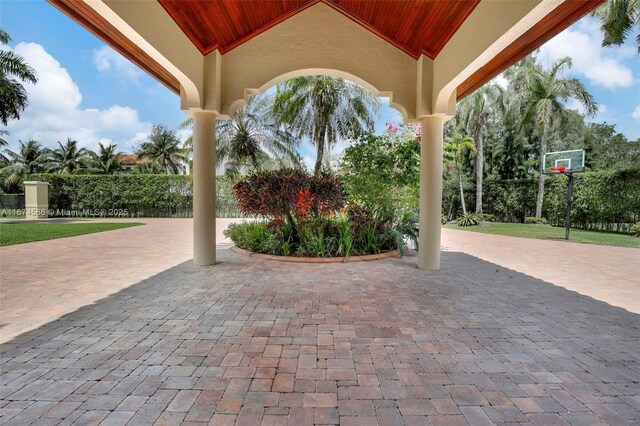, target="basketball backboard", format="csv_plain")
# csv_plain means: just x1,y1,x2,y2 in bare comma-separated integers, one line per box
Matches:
543,149,585,174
